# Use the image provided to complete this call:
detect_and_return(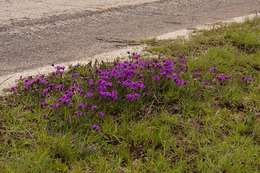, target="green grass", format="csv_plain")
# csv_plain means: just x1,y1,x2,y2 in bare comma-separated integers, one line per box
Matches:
0,18,260,173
